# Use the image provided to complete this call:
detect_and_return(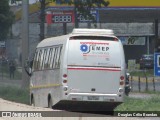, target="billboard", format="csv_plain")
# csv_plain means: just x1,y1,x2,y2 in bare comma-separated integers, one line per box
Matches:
119,37,145,45
46,11,74,24
52,11,74,23
49,0,160,8
108,0,160,7
154,53,160,76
